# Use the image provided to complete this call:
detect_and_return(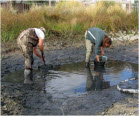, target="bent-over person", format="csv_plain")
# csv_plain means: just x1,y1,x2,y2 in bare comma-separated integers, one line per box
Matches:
17,27,46,84
85,27,112,68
